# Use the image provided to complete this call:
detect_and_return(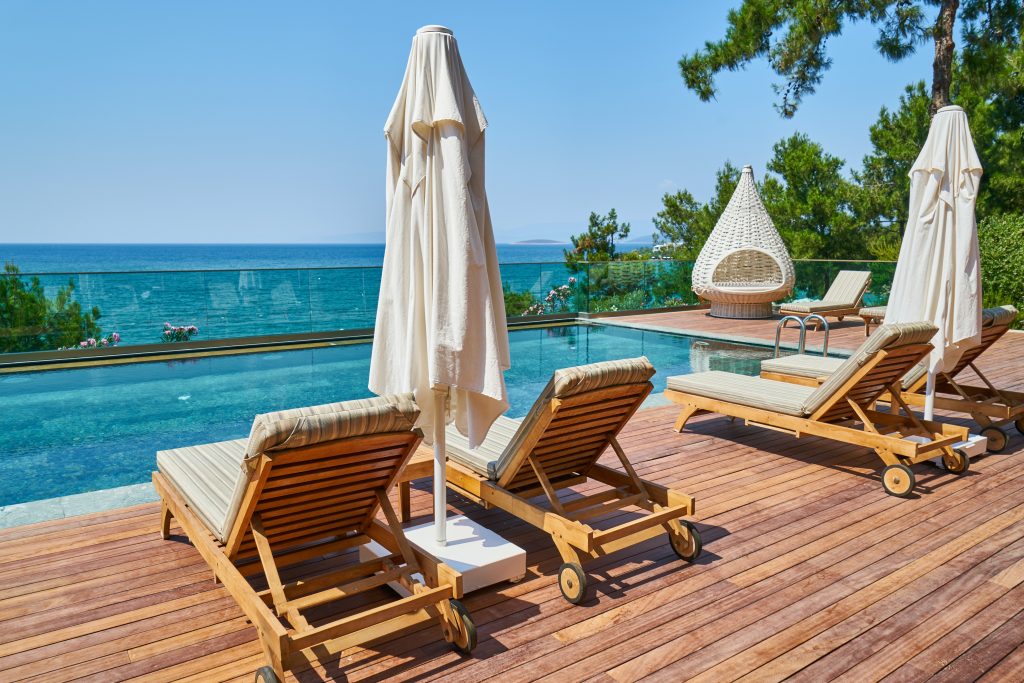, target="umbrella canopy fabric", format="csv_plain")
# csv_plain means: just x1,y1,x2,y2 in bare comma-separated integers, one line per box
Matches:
885,105,984,376
369,25,510,450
